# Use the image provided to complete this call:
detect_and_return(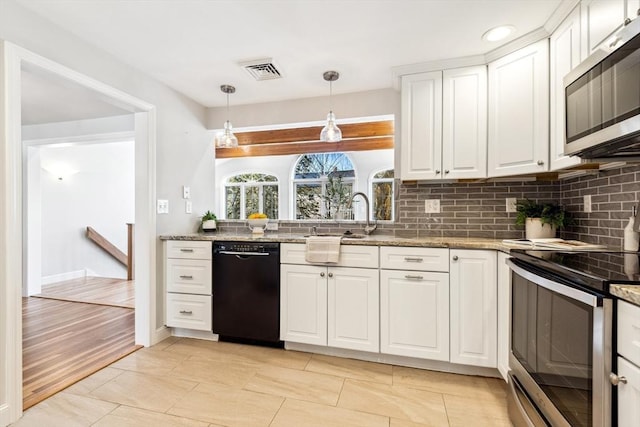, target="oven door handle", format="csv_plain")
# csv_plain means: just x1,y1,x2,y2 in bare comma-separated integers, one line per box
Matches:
506,258,599,307
217,251,270,257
